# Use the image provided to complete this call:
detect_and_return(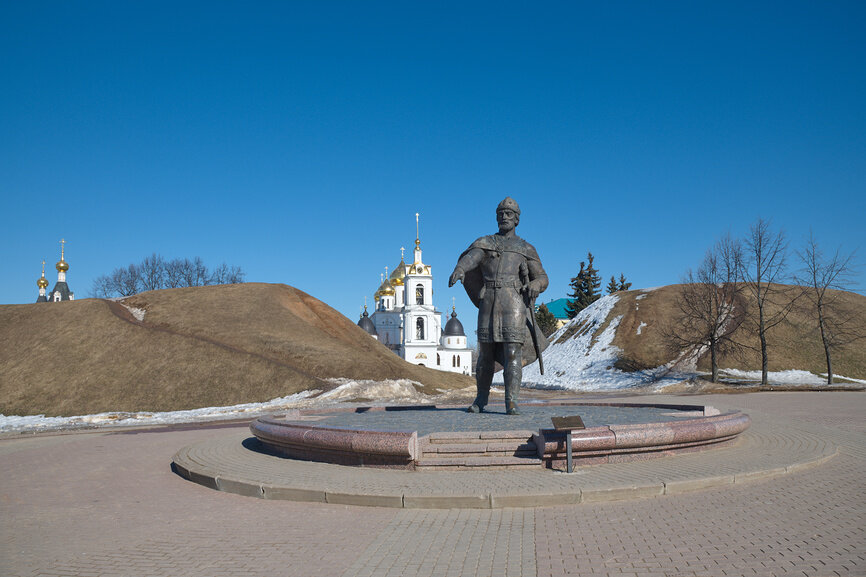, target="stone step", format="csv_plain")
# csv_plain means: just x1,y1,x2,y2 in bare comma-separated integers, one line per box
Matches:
414,455,543,470
416,432,540,467
418,441,537,455
424,430,535,444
